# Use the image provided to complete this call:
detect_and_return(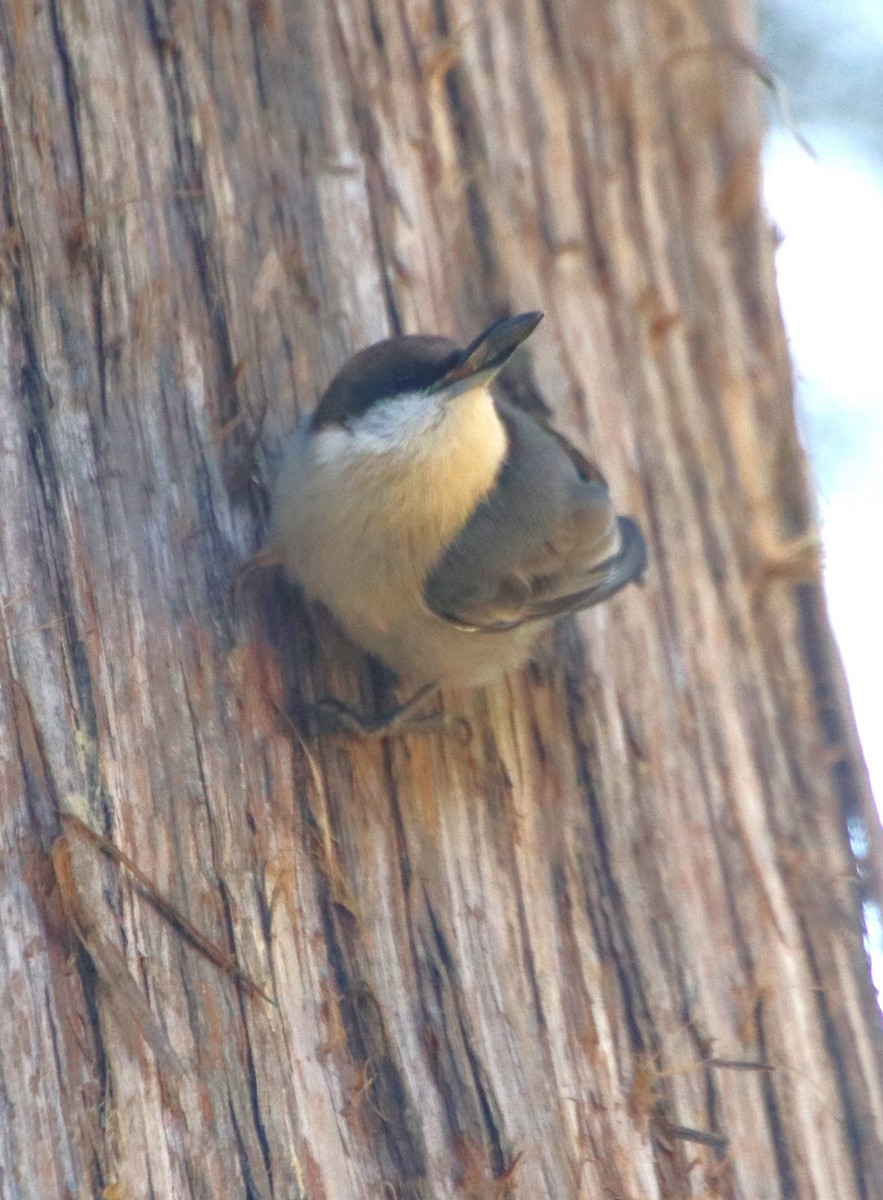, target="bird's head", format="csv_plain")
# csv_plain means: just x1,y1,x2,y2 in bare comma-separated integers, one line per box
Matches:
309,312,543,452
